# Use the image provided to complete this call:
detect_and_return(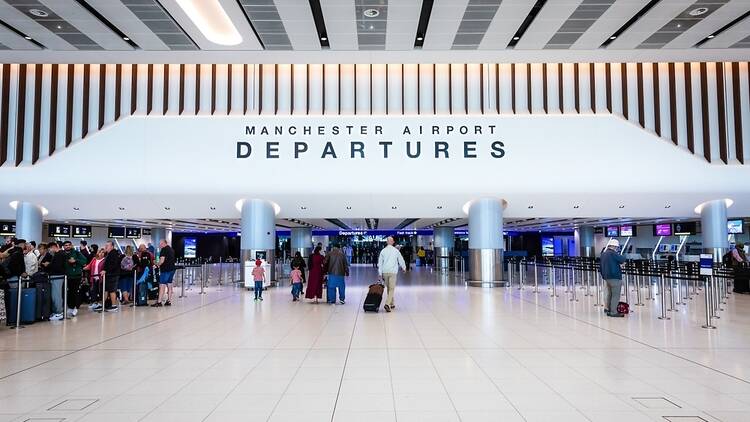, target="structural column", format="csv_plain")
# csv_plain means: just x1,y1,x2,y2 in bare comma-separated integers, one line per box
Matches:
15,201,43,242
150,228,172,257
575,226,595,258
433,226,454,271
698,199,729,262
467,198,505,286
240,199,277,283
290,227,312,259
